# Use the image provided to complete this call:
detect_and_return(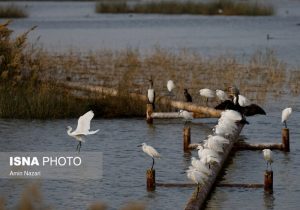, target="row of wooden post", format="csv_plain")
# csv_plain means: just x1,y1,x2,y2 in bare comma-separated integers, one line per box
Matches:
146,168,273,192
146,103,290,153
